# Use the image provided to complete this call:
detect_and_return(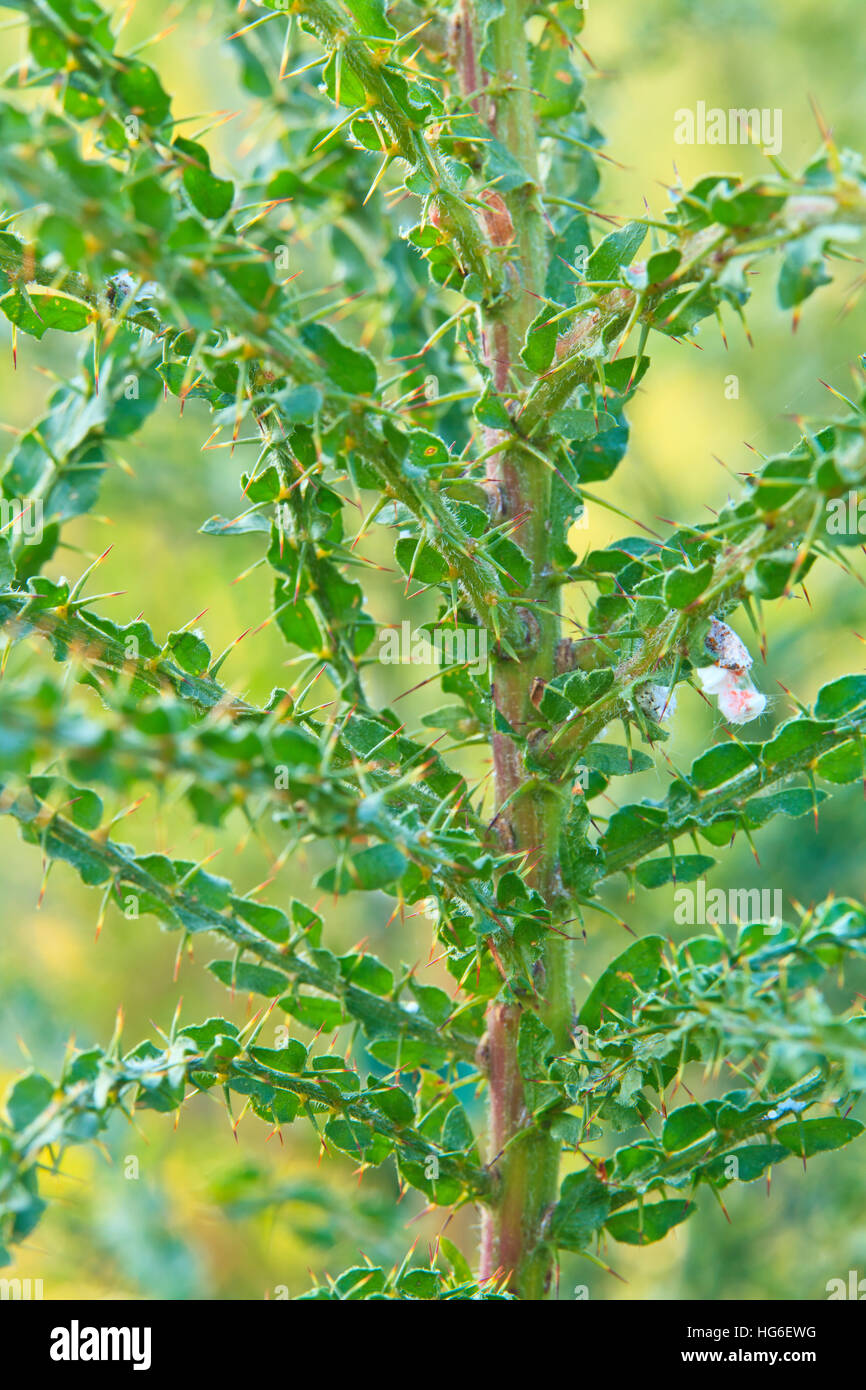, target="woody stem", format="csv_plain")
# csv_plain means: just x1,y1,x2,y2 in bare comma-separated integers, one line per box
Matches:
462,0,572,1299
